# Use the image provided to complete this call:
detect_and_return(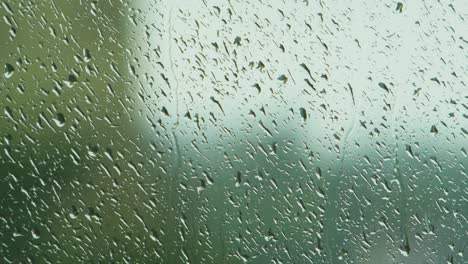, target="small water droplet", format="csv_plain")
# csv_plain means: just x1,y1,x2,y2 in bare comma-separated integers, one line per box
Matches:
4,63,14,78
87,144,99,157
278,74,288,84
64,74,77,87
299,107,307,122
53,113,65,127
84,48,92,62
396,2,403,13
69,205,79,219
31,228,40,239
233,36,242,46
